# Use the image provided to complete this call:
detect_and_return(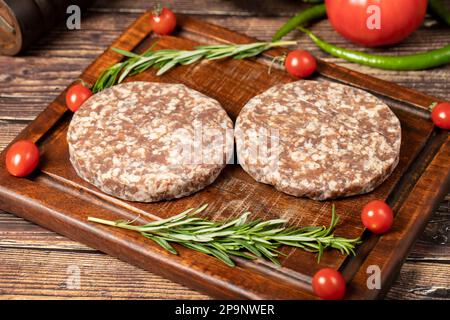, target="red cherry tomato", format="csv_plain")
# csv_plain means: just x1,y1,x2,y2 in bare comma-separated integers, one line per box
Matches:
5,140,39,177
431,102,450,130
312,268,346,300
66,83,93,112
325,0,428,47
284,50,317,78
361,200,394,234
150,7,177,35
